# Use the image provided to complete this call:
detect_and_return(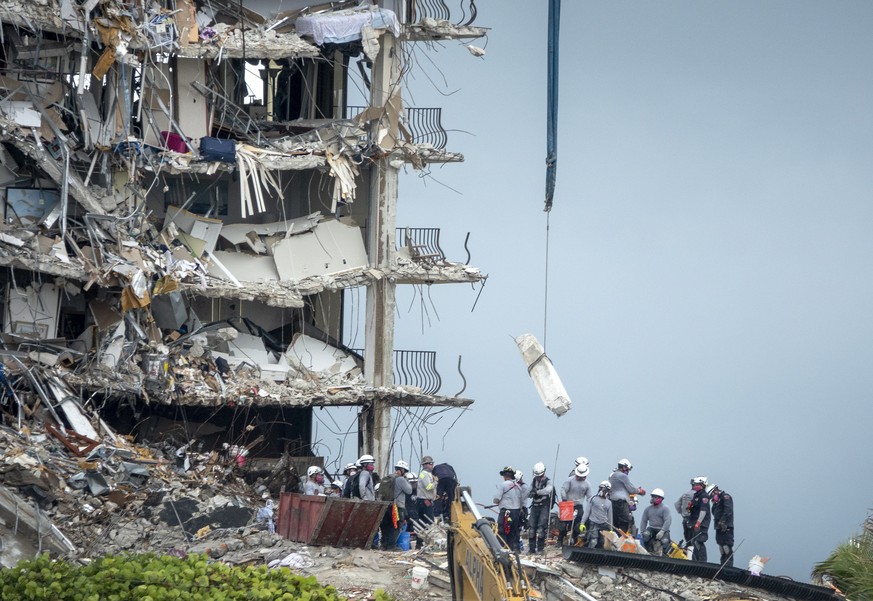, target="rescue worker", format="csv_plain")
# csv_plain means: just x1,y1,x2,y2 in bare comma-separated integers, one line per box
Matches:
558,463,592,546
327,479,343,496
379,460,413,550
303,466,325,495
709,484,735,567
417,455,437,522
567,456,589,477
675,477,703,544
433,462,458,521
687,477,712,561
514,470,529,548
405,471,420,549
580,481,613,549
494,465,528,552
527,462,554,555
608,458,645,534
341,462,358,498
357,454,377,500
639,488,672,556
